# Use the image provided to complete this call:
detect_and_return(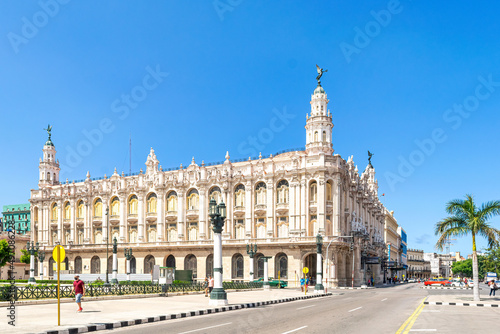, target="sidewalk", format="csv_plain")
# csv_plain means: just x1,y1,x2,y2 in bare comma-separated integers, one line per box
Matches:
425,293,500,307
0,289,332,334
